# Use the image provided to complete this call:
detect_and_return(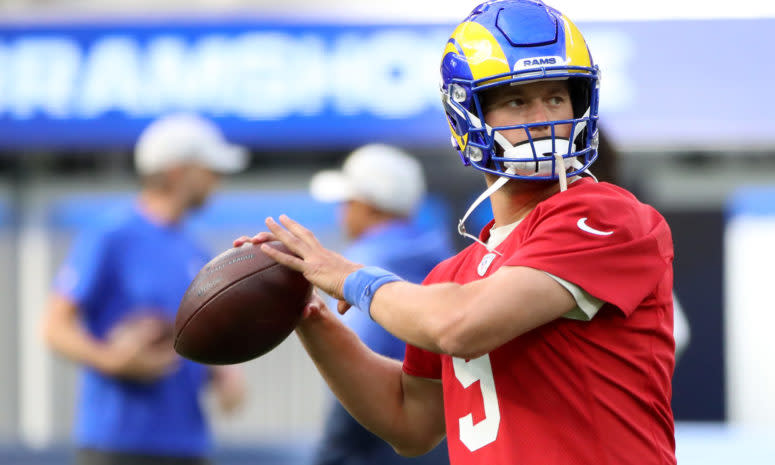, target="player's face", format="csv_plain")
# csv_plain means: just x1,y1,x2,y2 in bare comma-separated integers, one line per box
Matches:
481,80,573,146
341,199,372,240
179,164,220,210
